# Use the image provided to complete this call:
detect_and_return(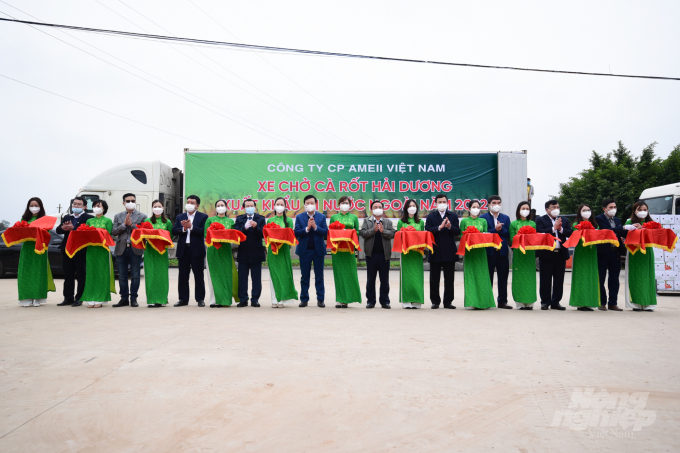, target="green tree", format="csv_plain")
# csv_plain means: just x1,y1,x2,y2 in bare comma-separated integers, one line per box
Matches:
554,141,680,221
